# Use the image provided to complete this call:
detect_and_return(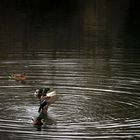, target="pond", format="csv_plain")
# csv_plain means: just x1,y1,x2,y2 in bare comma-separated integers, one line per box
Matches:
0,0,140,139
